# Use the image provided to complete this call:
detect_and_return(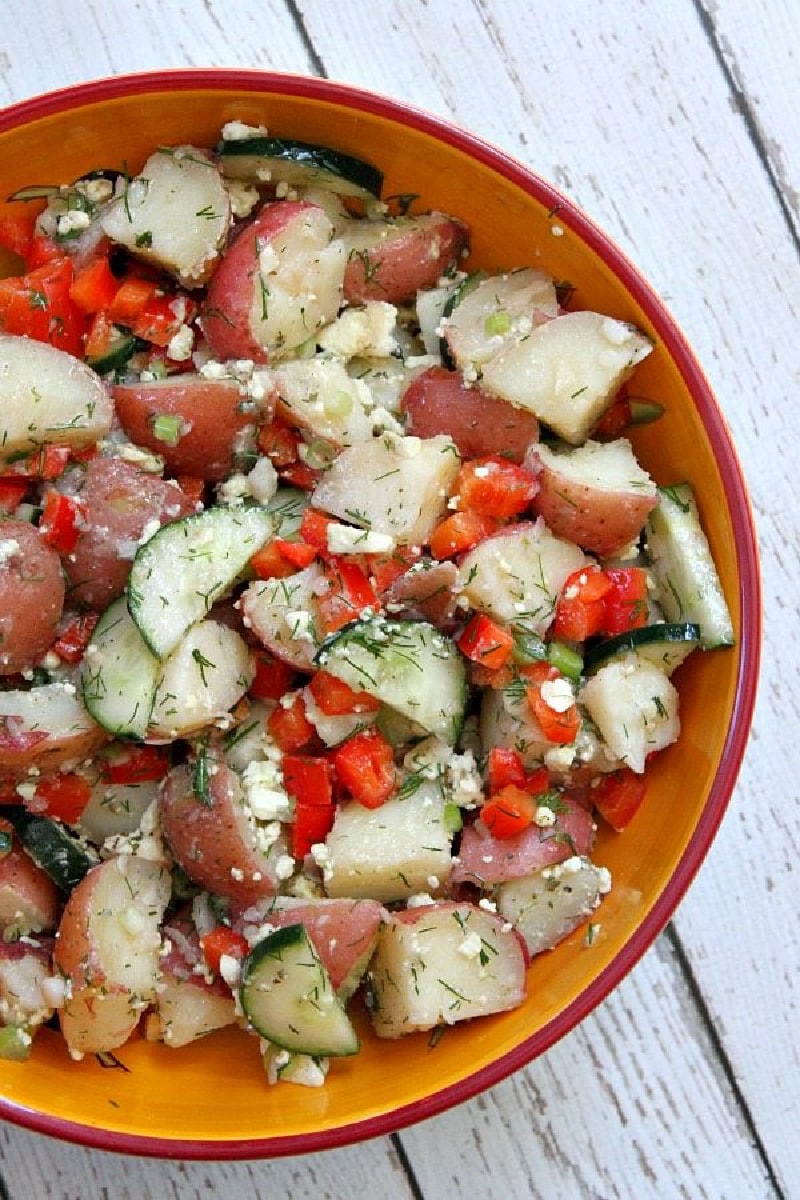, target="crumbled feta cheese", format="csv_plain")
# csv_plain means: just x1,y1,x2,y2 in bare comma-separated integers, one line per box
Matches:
217,473,249,505
286,609,315,643
219,953,242,988
550,223,564,237
544,744,577,772
597,866,612,894
457,931,483,960
246,455,278,503
326,524,396,555
221,120,269,141
113,442,165,473
539,676,574,713
167,323,194,361
242,757,292,822
0,538,20,565
534,804,557,828
225,179,260,219
56,209,91,236
275,854,295,881
199,359,231,380
406,892,436,908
